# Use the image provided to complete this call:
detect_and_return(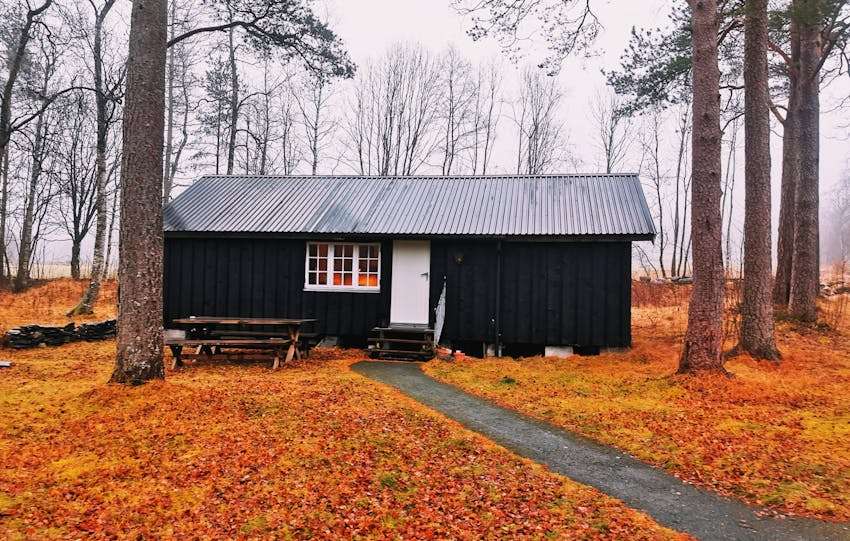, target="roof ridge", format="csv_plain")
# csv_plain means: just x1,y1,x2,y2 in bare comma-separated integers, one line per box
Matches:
197,173,641,181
